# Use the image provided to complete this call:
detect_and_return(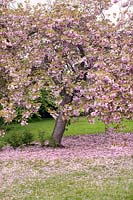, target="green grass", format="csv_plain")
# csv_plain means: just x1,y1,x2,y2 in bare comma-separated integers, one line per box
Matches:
0,118,133,199
0,156,132,200
2,117,133,141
